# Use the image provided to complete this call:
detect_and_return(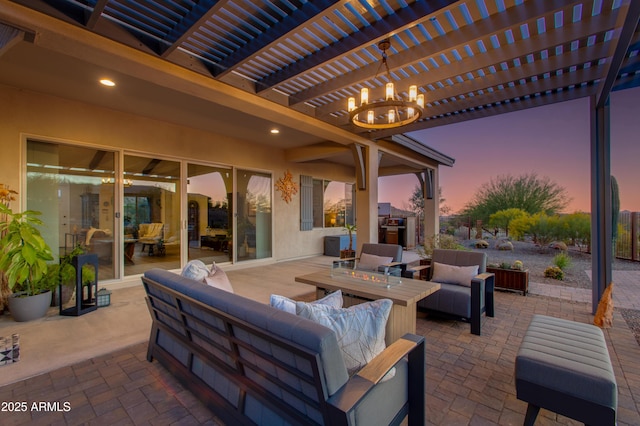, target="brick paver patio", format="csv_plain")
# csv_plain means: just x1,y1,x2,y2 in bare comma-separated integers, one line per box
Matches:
1,286,638,425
